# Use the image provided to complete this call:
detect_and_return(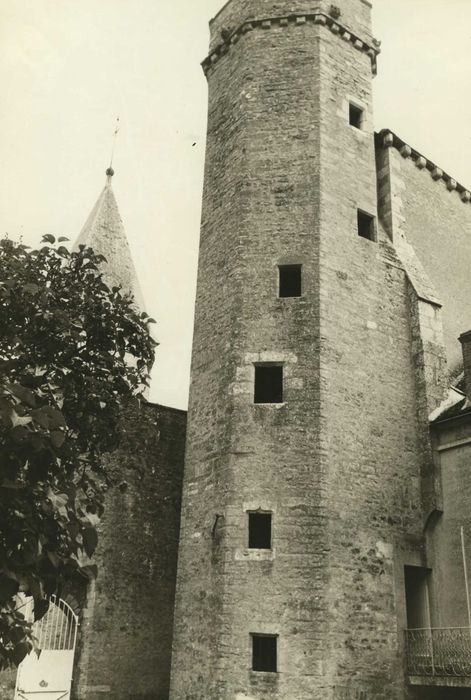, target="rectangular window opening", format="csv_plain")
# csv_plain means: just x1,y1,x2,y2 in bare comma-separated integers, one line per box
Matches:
251,634,278,673
349,102,364,129
248,512,272,549
278,264,302,298
357,210,376,241
254,365,283,404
